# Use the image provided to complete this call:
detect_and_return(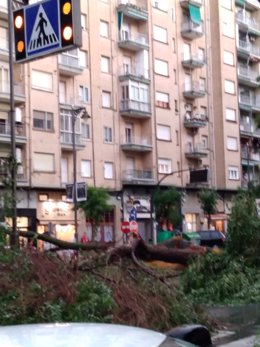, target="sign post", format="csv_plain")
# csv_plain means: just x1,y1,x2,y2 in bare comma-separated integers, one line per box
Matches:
121,221,130,234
